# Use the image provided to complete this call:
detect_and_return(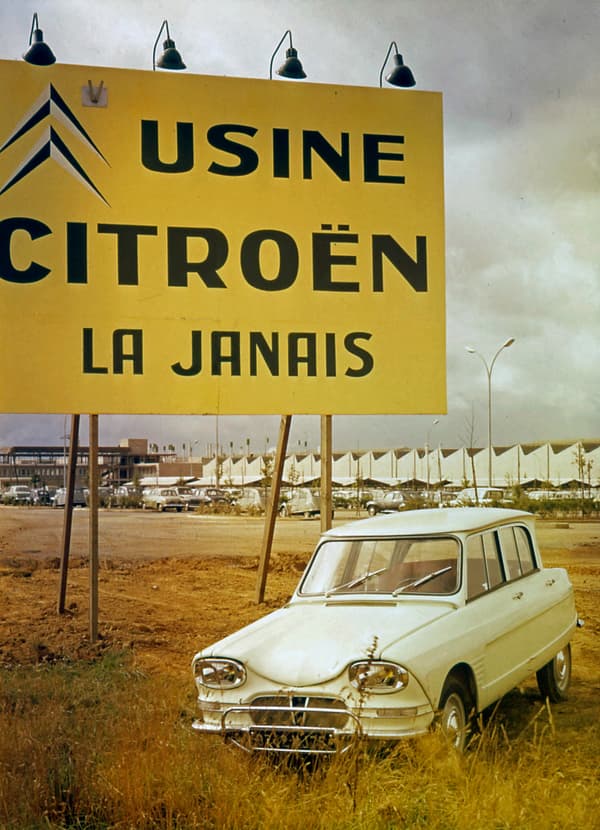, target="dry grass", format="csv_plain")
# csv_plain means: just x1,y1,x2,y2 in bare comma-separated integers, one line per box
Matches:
1,651,599,830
